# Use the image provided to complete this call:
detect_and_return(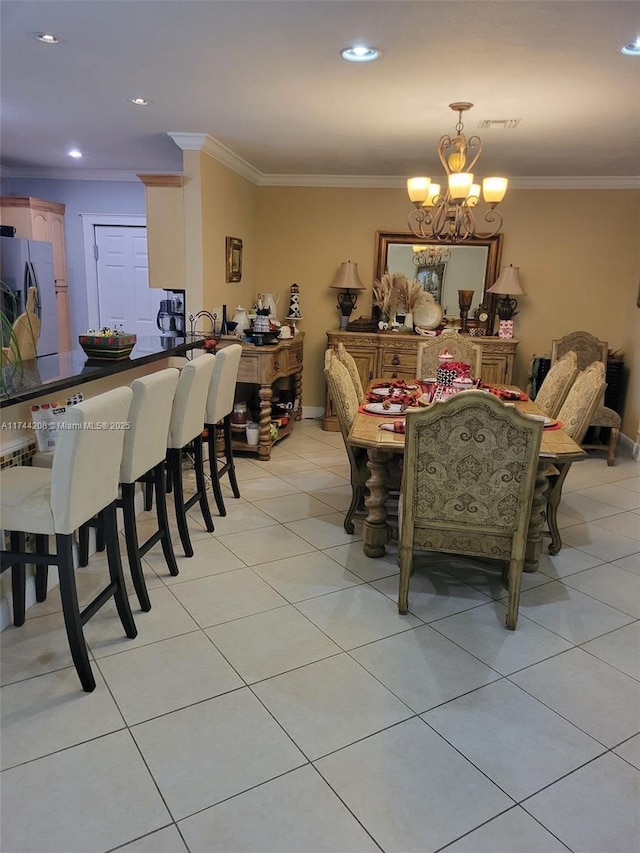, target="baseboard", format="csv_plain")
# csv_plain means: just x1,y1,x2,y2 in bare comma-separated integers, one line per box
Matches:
1,489,146,631
619,431,640,462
